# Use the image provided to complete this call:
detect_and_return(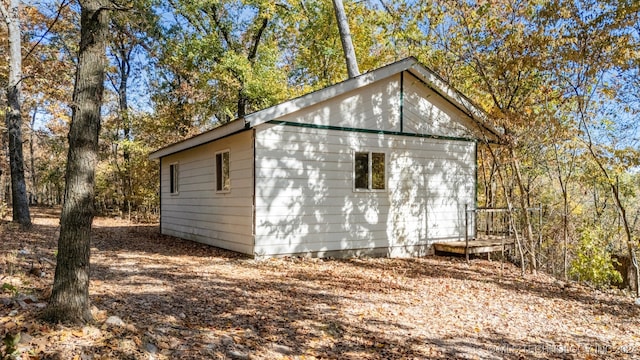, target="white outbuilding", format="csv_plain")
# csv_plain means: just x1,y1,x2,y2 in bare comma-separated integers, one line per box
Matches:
149,57,498,258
